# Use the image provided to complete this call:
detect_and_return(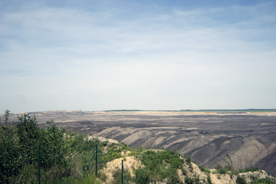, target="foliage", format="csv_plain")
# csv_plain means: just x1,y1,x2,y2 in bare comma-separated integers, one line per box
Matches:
207,174,212,184
186,155,191,164
199,165,210,173
98,172,107,182
135,168,150,184
250,177,276,184
238,167,260,173
185,176,194,184
215,164,227,174
4,109,10,125
0,123,21,182
194,176,200,184
99,141,108,147
0,113,103,183
222,154,234,172
111,169,131,184
186,155,194,171
137,150,184,181
167,174,183,184
181,167,187,175
236,176,246,184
